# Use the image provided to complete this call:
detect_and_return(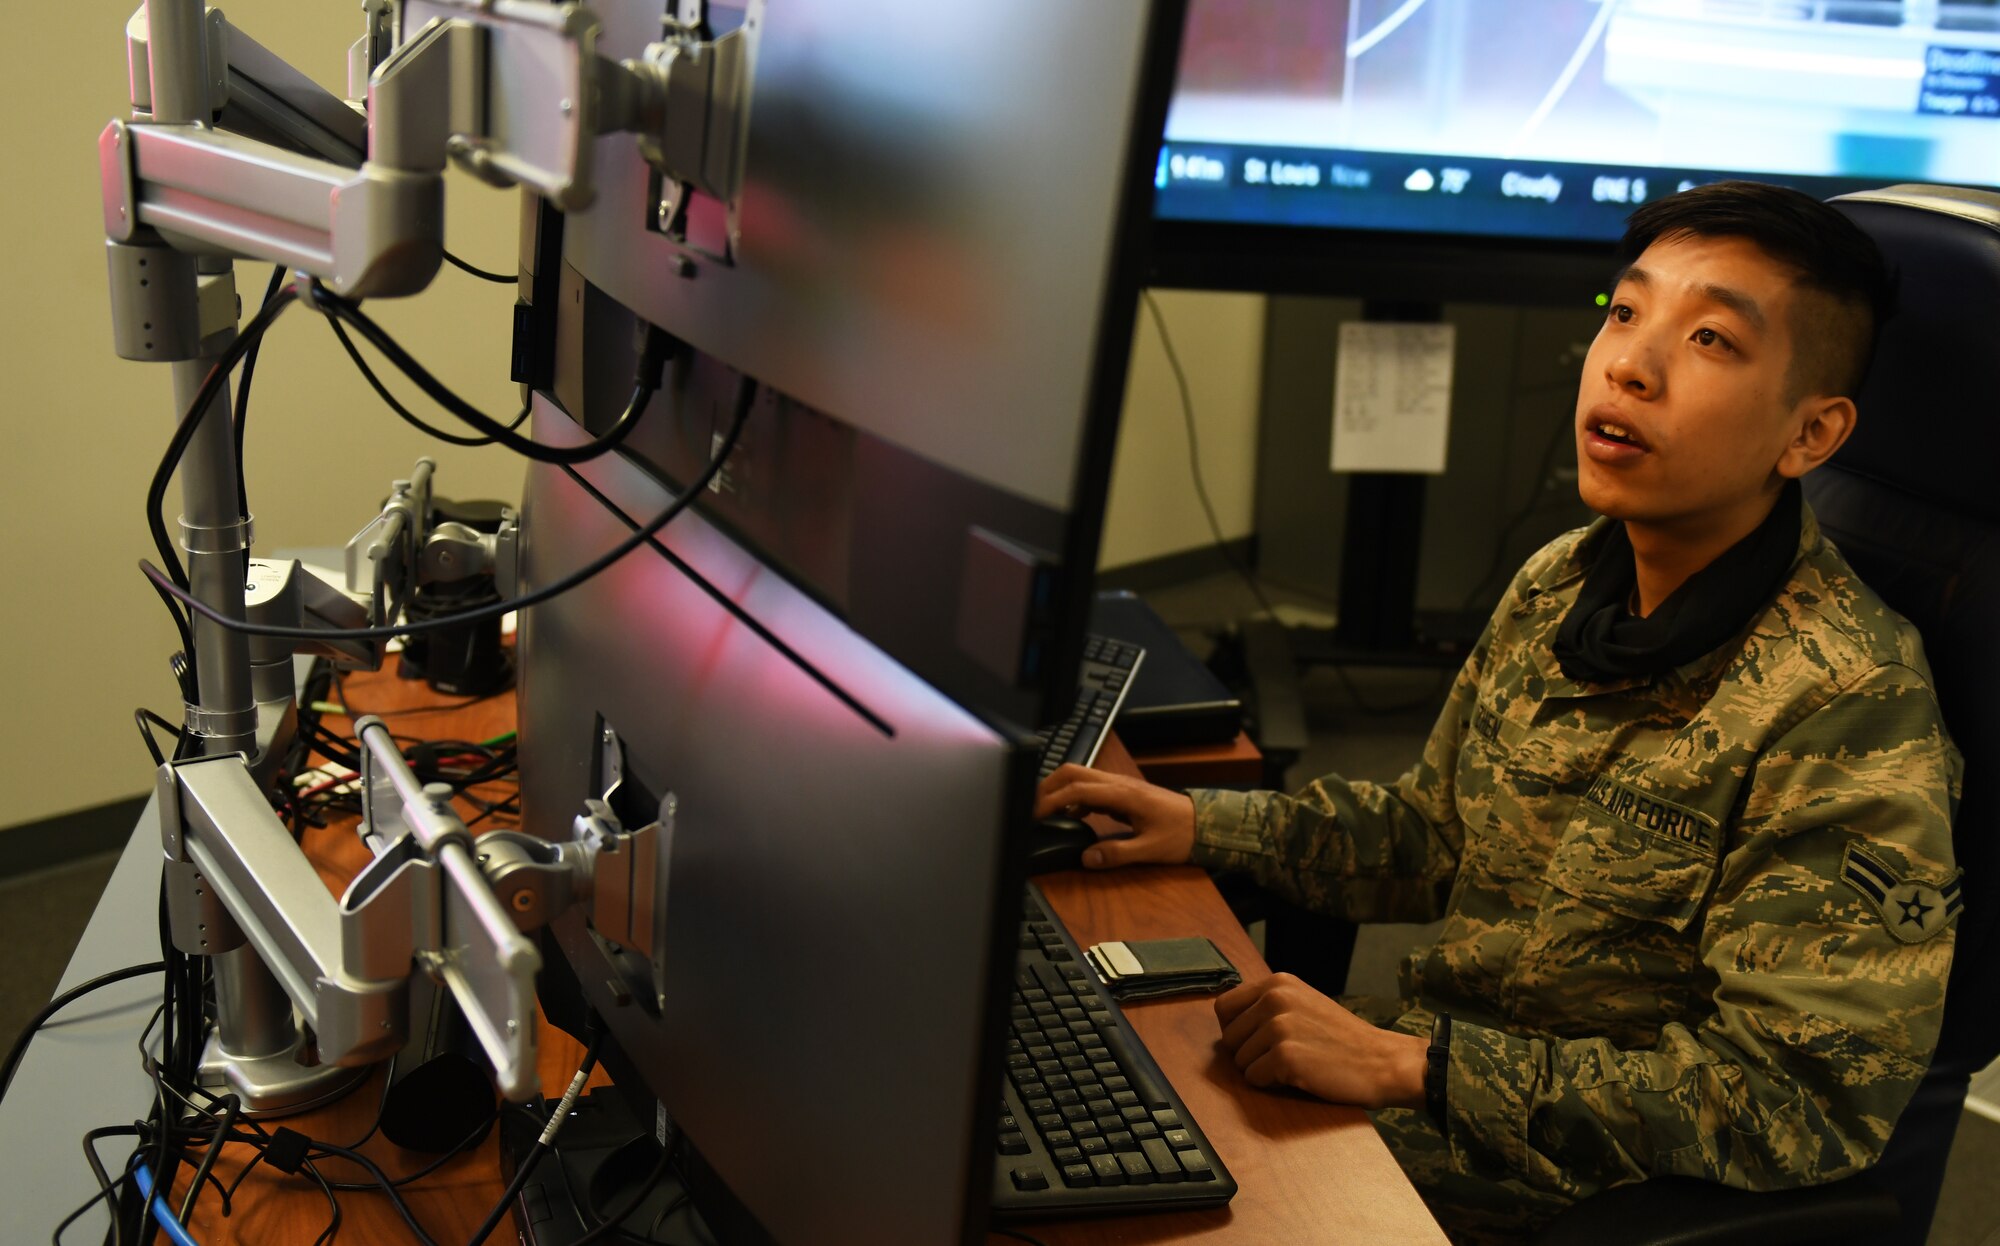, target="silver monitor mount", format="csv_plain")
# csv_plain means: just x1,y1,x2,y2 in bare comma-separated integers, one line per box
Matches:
104,0,751,1112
